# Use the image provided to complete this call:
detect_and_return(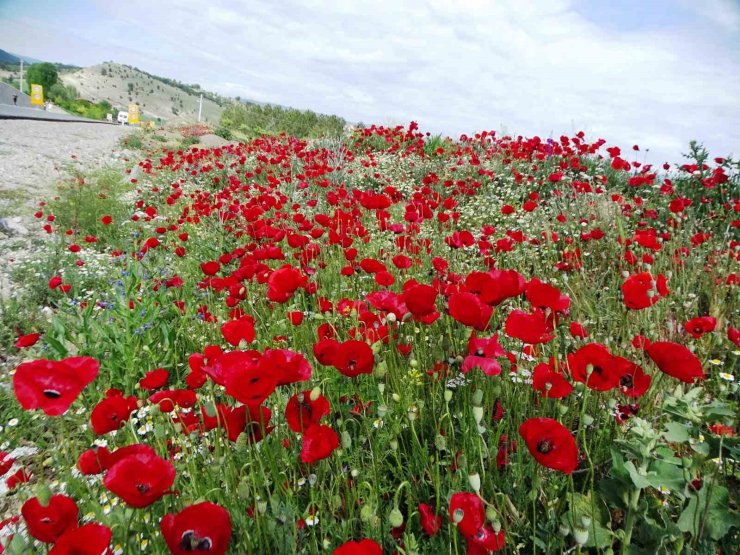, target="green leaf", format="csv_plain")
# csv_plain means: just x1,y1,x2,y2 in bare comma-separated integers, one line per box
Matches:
663,422,690,443
677,483,740,541
561,492,613,549
44,335,68,358
625,461,652,489
647,459,686,494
